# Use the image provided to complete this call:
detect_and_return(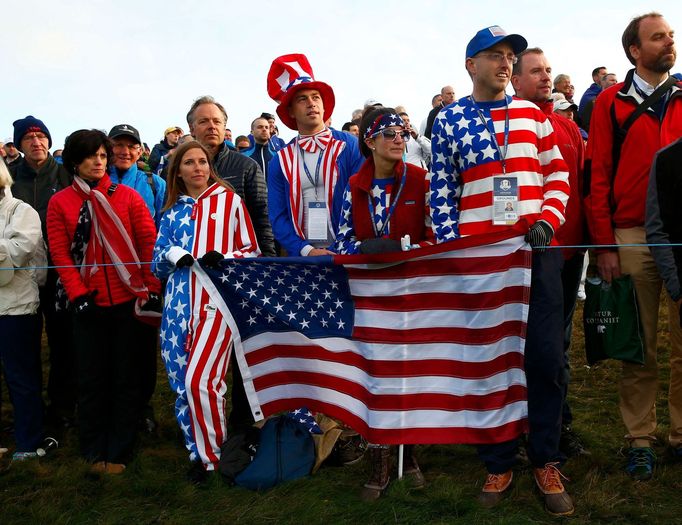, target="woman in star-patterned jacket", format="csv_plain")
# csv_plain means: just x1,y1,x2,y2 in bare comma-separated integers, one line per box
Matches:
152,141,260,480
334,107,432,500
